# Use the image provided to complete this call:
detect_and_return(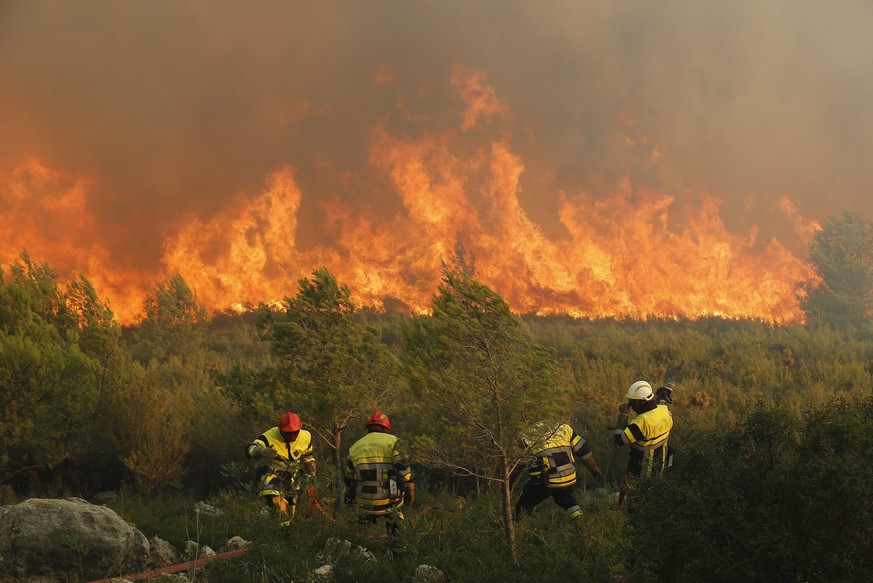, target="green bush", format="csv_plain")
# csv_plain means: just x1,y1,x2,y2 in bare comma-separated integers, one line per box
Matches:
107,485,628,582
627,397,873,583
